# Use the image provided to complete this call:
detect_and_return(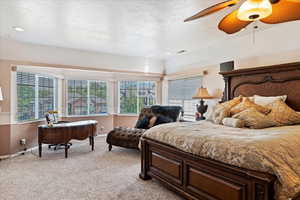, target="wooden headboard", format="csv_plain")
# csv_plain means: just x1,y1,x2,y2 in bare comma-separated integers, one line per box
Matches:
220,62,300,111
